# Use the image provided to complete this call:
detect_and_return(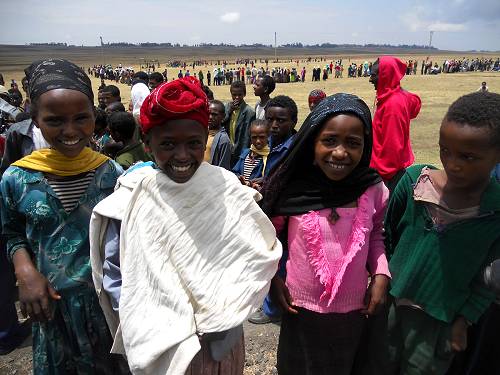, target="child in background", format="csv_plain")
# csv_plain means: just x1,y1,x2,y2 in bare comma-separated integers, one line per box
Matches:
383,92,500,375
93,108,112,152
248,95,298,324
108,111,152,169
222,80,256,165
233,119,270,187
206,100,232,170
260,93,390,374
1,59,124,374
308,89,327,111
253,75,276,120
